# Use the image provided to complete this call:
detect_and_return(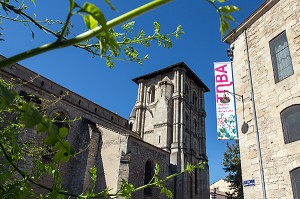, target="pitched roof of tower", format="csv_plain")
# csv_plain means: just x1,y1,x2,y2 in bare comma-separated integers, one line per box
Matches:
132,62,210,92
